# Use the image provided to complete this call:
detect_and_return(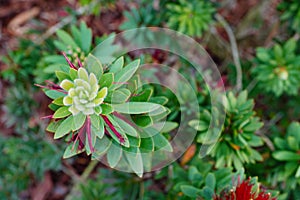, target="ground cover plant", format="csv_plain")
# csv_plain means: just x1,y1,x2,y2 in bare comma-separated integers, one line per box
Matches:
0,0,299,199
